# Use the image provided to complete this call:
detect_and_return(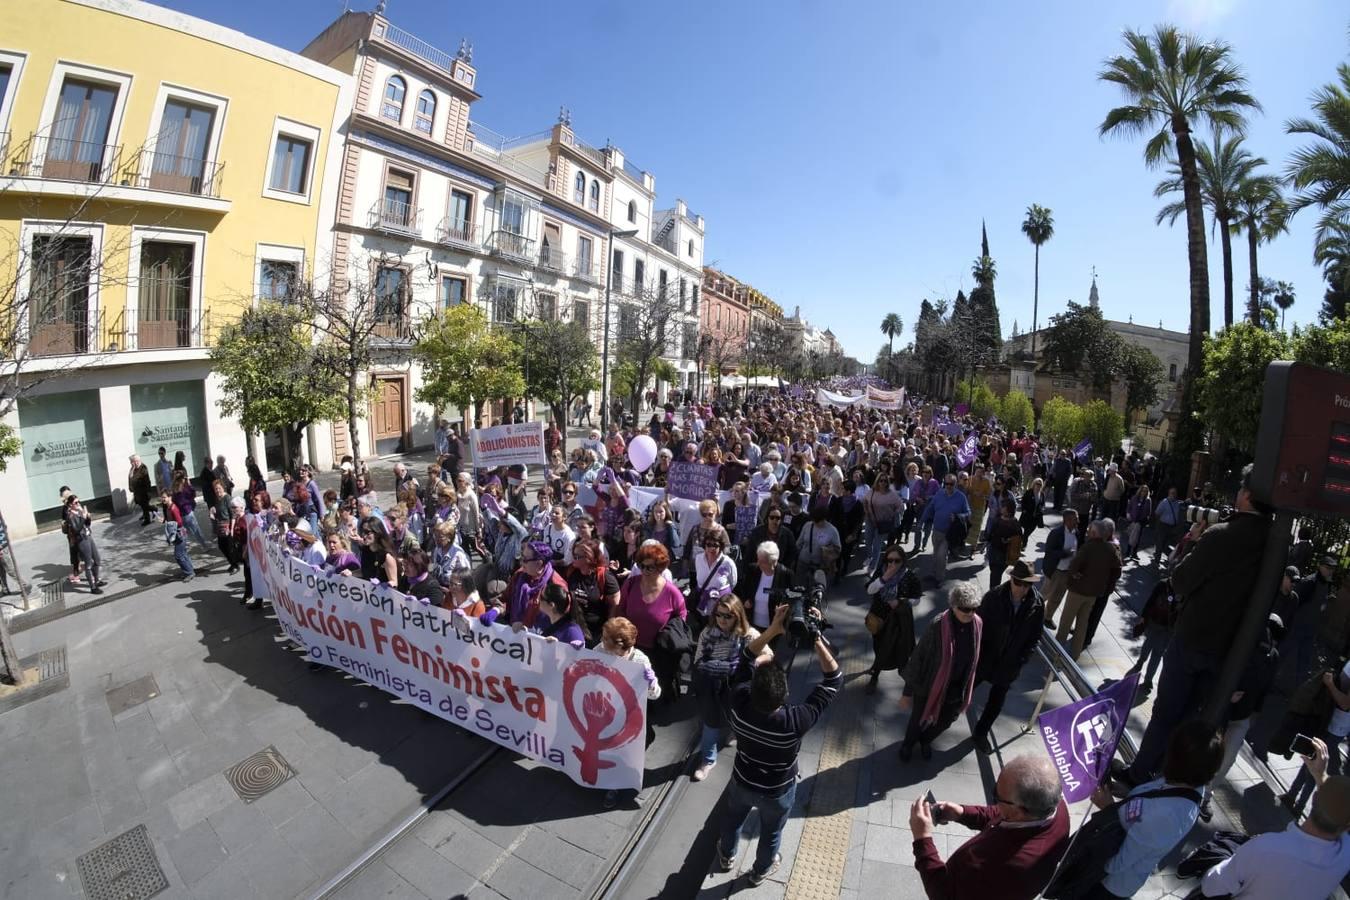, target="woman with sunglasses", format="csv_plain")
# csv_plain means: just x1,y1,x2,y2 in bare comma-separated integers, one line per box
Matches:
690,596,771,782
742,499,798,572
607,512,645,581
865,544,923,694
615,540,688,701
501,540,567,628
681,498,723,577
899,582,984,761
566,538,620,644
511,582,587,647
358,517,400,586
691,525,738,628
445,571,485,617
